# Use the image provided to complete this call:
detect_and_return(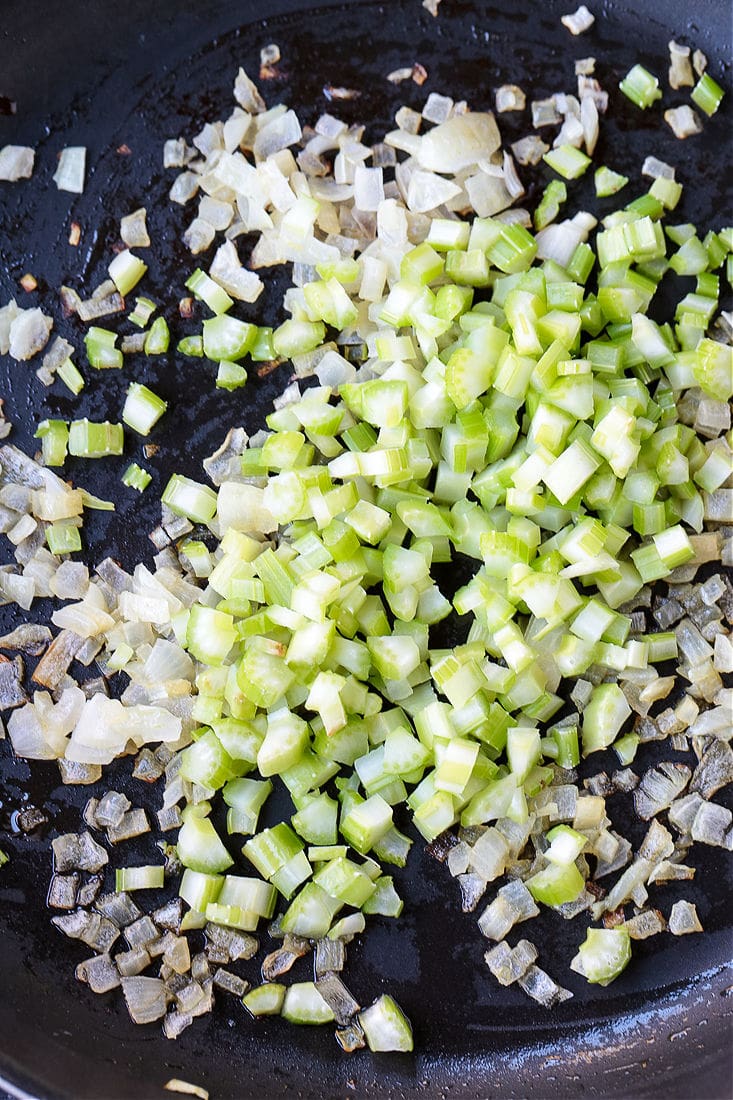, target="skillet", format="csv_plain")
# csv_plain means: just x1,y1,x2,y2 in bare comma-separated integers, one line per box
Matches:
0,0,731,1097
